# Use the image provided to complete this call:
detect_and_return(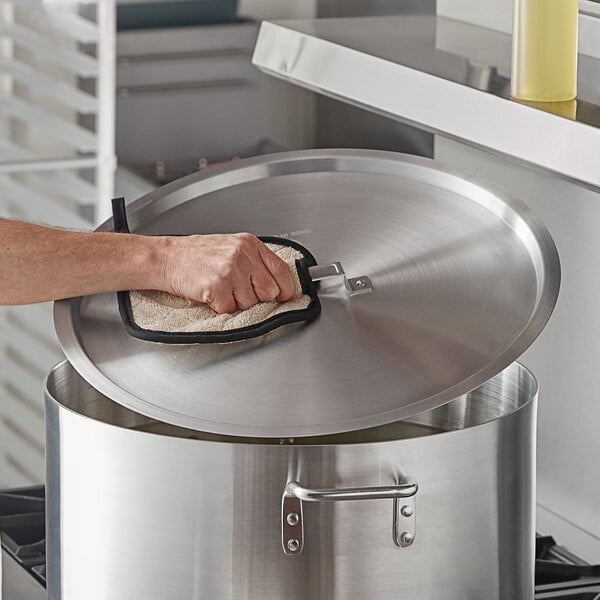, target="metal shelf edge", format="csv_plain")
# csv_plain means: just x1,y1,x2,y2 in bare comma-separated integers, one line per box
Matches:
253,20,600,191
